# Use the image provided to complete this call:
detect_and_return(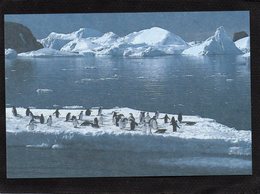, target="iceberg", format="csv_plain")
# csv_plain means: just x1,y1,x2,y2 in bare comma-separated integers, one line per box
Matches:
182,26,243,56
235,36,250,53
39,28,103,50
6,107,251,157
5,48,17,59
